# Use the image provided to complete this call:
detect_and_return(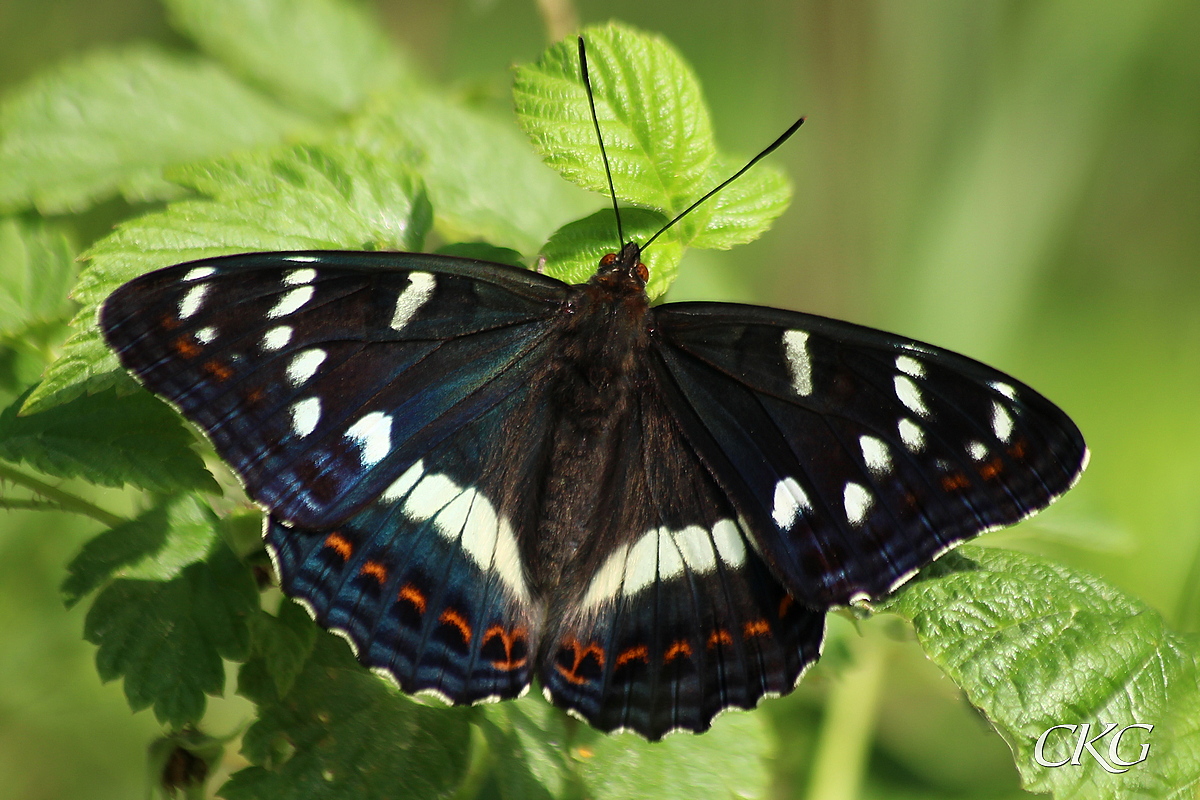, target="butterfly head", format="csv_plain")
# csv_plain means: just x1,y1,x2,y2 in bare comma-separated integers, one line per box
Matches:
592,241,648,294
